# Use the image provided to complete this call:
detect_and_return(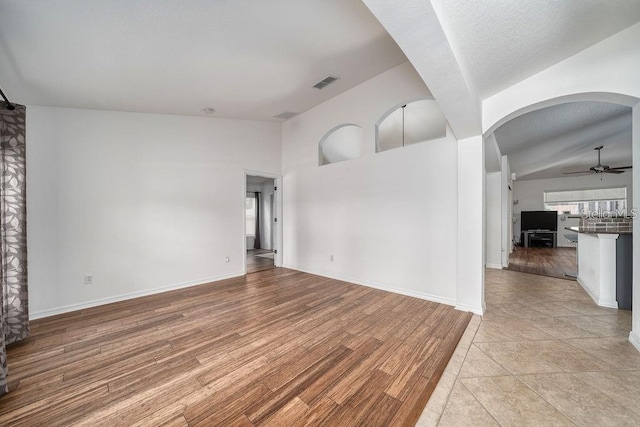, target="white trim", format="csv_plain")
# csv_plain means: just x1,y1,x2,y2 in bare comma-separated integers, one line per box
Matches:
30,272,245,320
485,263,503,270
456,302,485,316
284,264,458,308
597,299,619,309
244,170,283,269
577,276,598,303
577,277,618,309
629,330,640,352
